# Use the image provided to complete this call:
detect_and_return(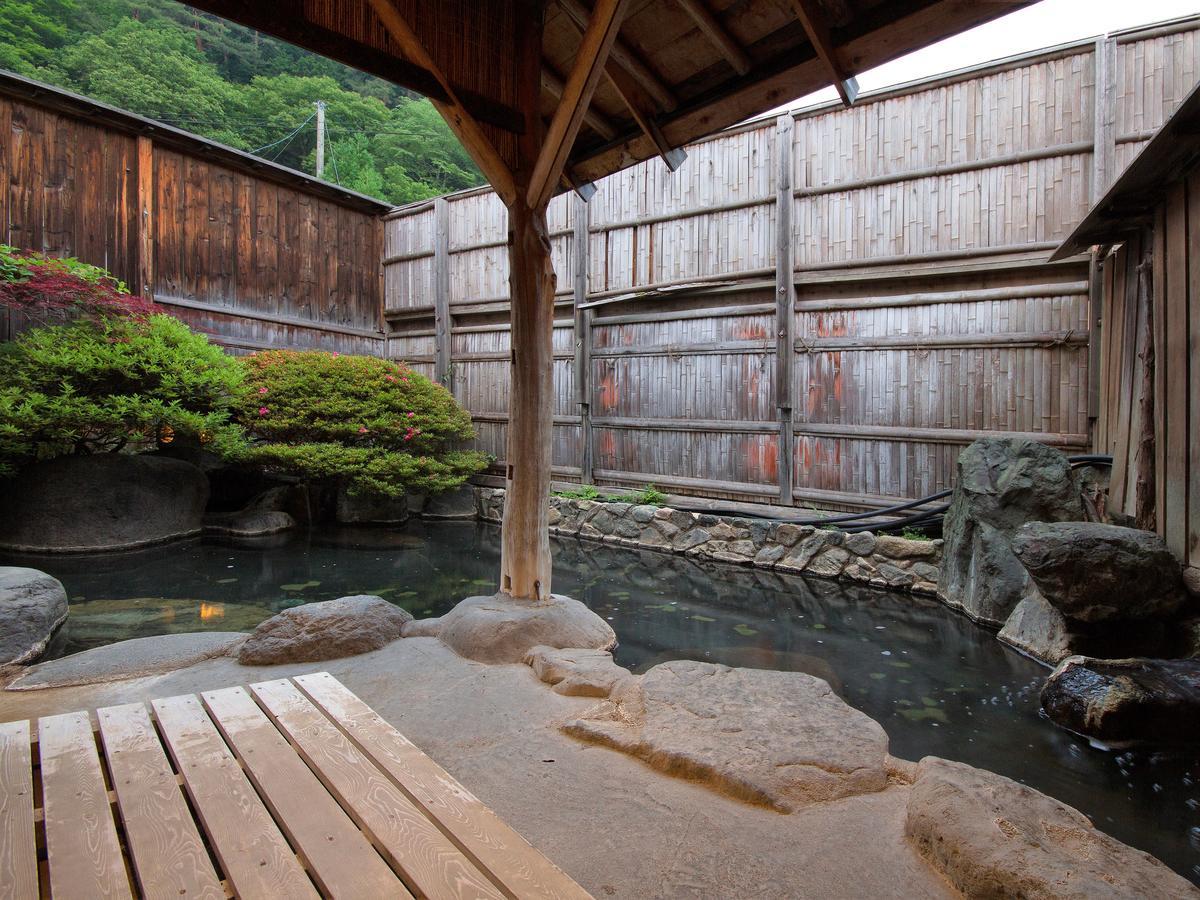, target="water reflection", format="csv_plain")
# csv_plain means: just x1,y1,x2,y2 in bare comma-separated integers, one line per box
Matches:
5,520,1198,884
